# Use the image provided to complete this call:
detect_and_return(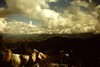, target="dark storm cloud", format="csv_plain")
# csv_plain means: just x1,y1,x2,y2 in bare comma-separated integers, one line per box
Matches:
0,0,7,7
93,0,100,5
